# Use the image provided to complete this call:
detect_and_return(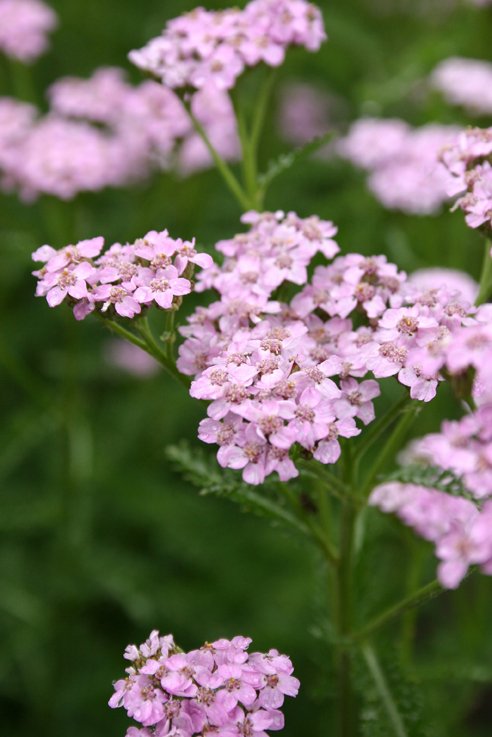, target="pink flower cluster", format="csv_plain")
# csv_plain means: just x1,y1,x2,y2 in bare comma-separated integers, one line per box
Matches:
369,303,492,589
0,67,239,201
338,118,460,215
408,268,478,306
439,126,492,229
129,0,326,91
109,631,299,737
0,0,57,63
176,211,478,484
410,406,492,500
31,229,213,320
431,57,492,116
370,482,492,589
